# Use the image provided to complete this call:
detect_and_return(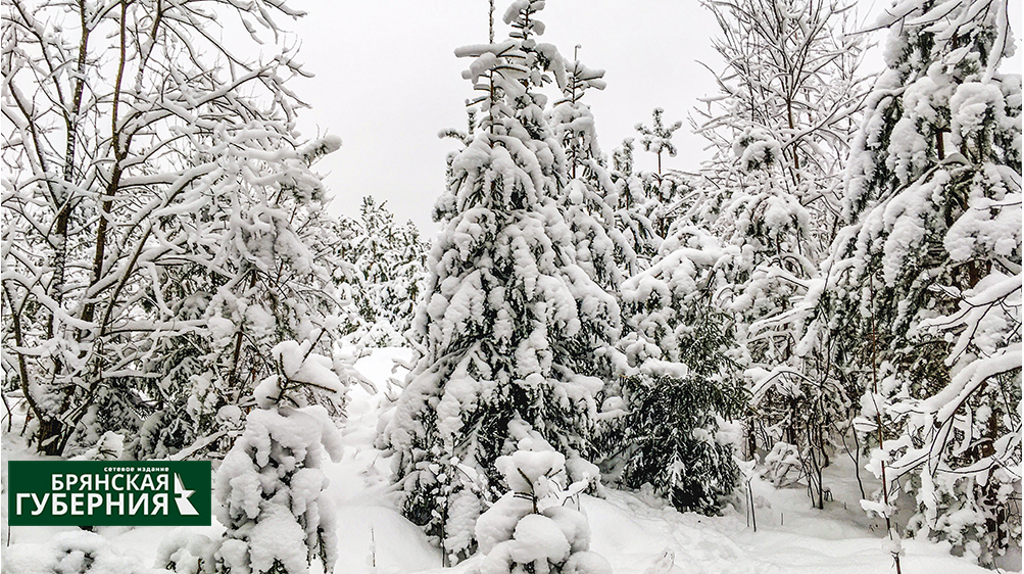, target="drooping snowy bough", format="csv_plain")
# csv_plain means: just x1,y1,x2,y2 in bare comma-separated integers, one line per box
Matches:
823,0,1021,565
